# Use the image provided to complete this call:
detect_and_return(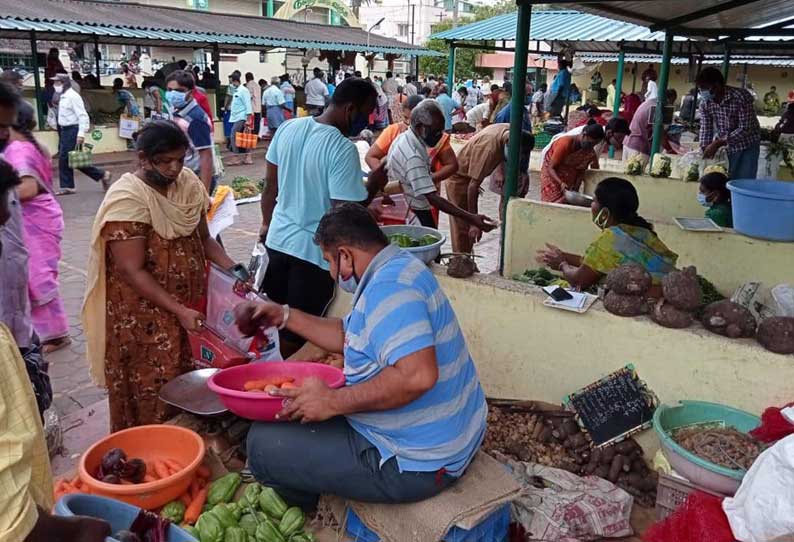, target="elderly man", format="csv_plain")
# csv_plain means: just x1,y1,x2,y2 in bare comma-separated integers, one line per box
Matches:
623,89,678,165
697,67,761,179
240,203,487,507
446,123,534,252
386,100,494,232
